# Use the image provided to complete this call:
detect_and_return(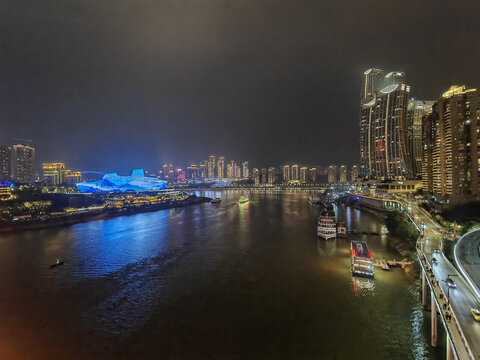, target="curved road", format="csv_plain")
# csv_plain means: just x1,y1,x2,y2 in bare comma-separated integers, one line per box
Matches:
455,229,480,300
409,204,480,358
